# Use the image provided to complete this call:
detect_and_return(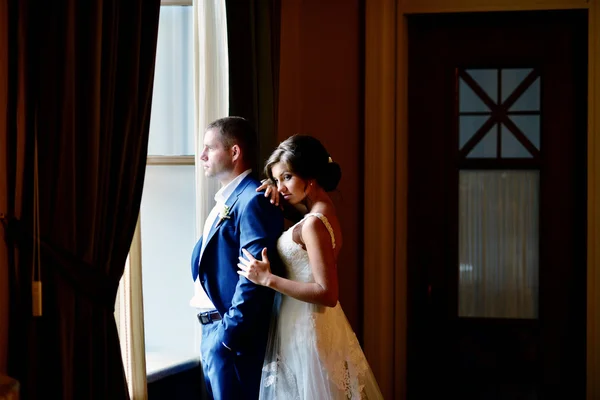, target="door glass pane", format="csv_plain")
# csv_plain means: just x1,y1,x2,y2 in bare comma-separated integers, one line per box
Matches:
509,77,540,112
510,115,541,150
501,68,533,103
467,128,496,158
459,115,490,149
459,170,539,319
457,67,541,160
466,69,498,103
459,78,491,112
501,125,533,158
